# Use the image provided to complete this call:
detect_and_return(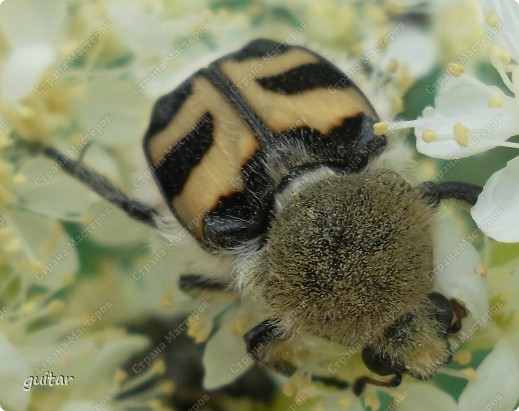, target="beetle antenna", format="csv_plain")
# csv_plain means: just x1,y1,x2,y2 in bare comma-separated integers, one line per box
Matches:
16,139,162,229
